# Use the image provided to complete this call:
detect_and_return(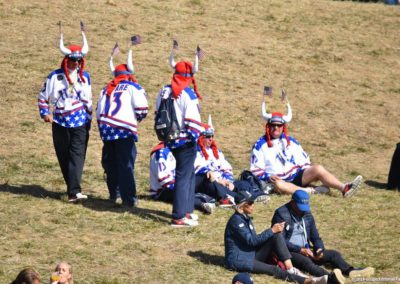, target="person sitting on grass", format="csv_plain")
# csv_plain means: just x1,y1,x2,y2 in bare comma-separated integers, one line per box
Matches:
271,190,375,281
224,190,332,284
10,267,41,284
50,262,73,284
149,142,216,214
250,99,362,198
